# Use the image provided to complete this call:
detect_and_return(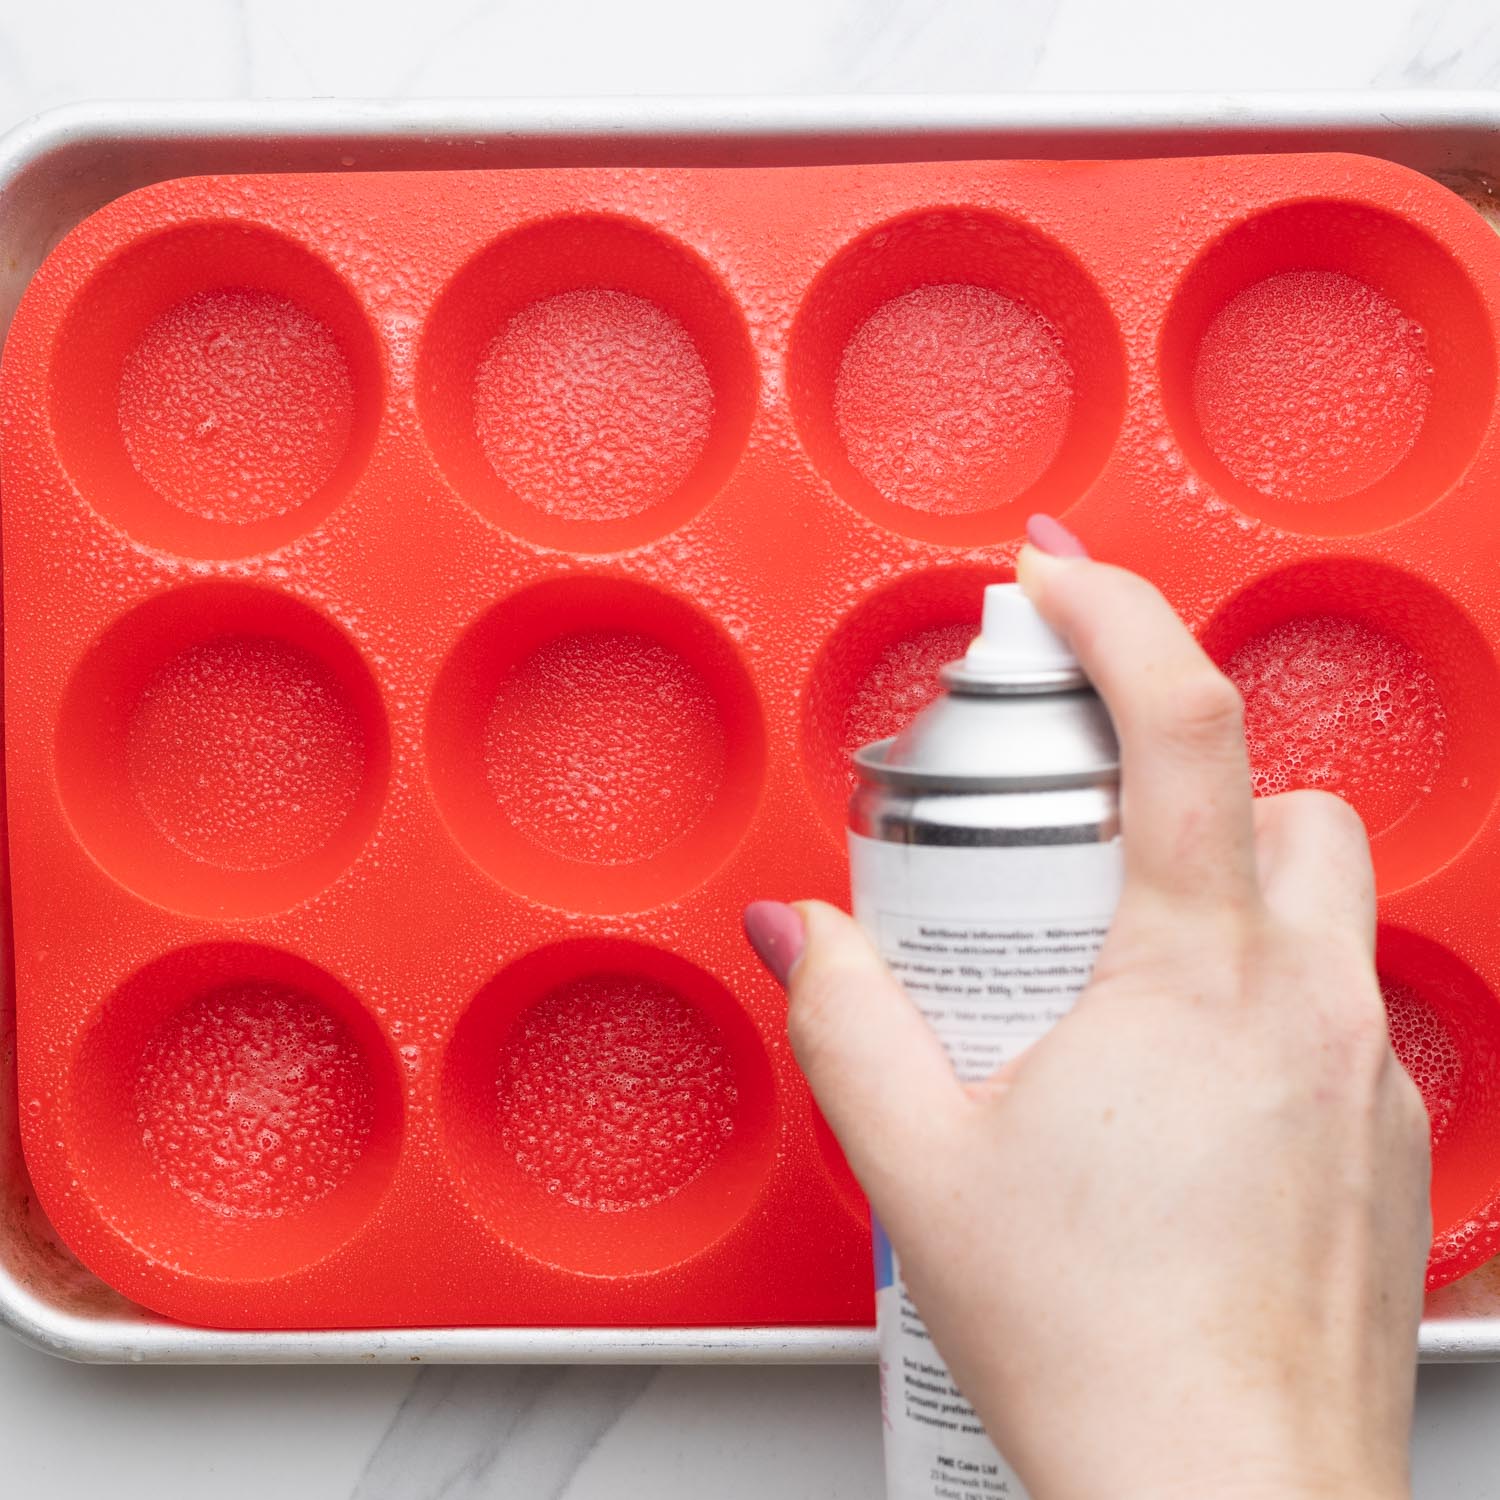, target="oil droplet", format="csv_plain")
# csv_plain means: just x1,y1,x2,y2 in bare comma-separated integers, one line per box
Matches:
1225,615,1446,836
135,983,374,1219
475,289,712,521
497,974,737,1212
484,633,724,863
126,637,365,870
1194,271,1431,502
835,284,1072,513
119,289,354,525
1383,979,1462,1146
